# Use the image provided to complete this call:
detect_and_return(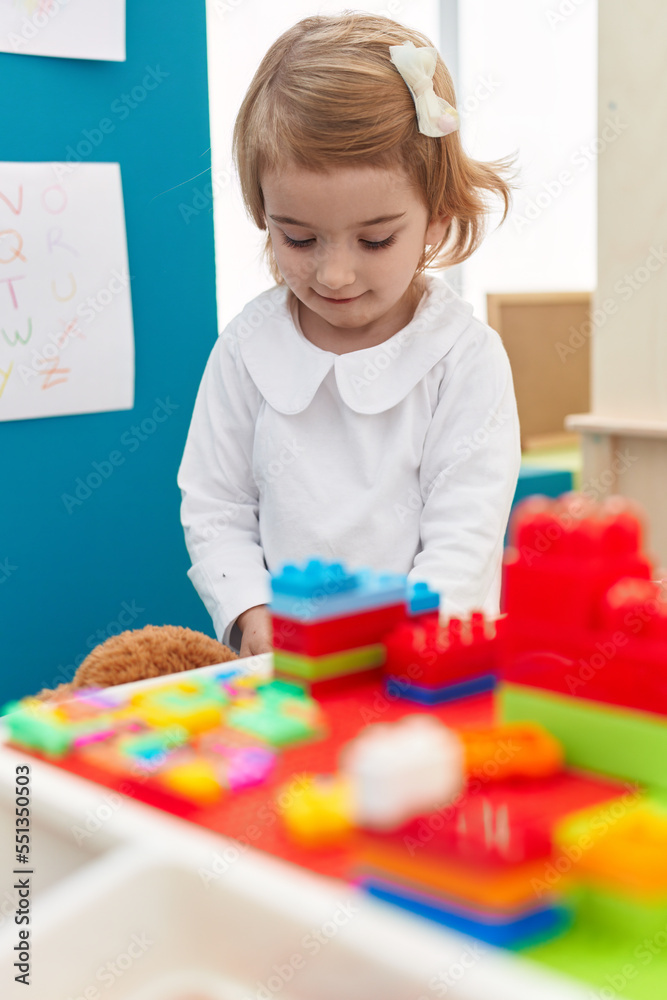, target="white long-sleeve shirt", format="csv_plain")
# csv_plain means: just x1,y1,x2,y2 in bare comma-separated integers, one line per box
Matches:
177,273,521,644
